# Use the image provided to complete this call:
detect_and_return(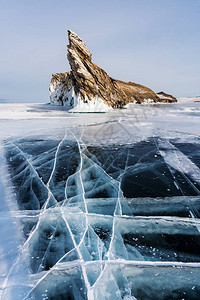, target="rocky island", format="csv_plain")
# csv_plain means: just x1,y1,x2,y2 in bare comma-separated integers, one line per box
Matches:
49,30,177,112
